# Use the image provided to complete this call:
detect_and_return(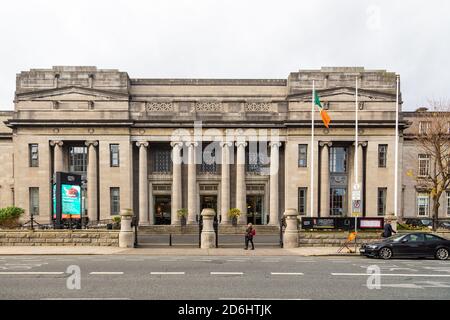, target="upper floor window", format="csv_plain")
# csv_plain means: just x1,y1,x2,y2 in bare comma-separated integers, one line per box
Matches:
246,143,269,174
29,144,39,167
153,148,171,173
69,146,87,173
418,154,430,177
110,144,120,167
419,121,431,135
199,148,217,174
378,144,387,168
298,145,308,167
330,147,347,173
